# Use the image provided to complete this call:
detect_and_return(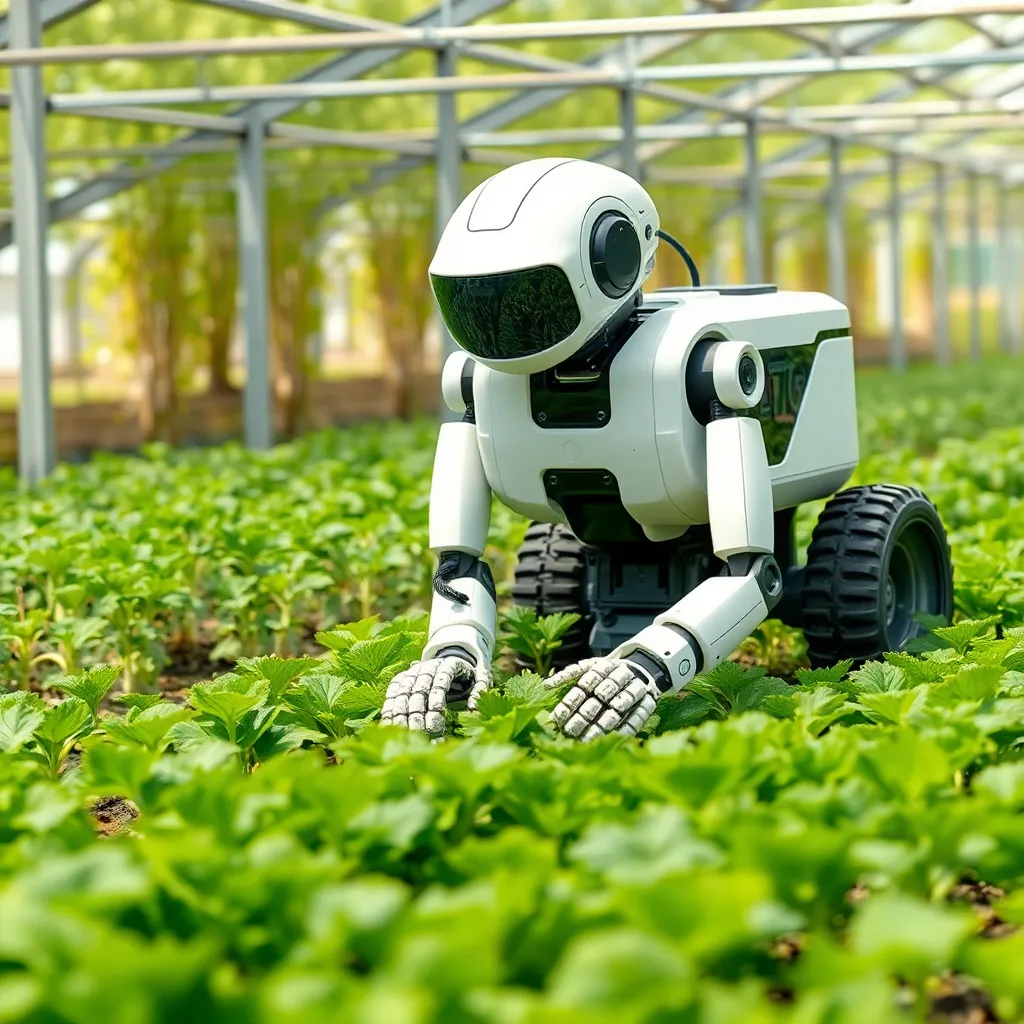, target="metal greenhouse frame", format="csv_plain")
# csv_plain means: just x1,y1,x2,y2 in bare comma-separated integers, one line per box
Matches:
5,0,1024,481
